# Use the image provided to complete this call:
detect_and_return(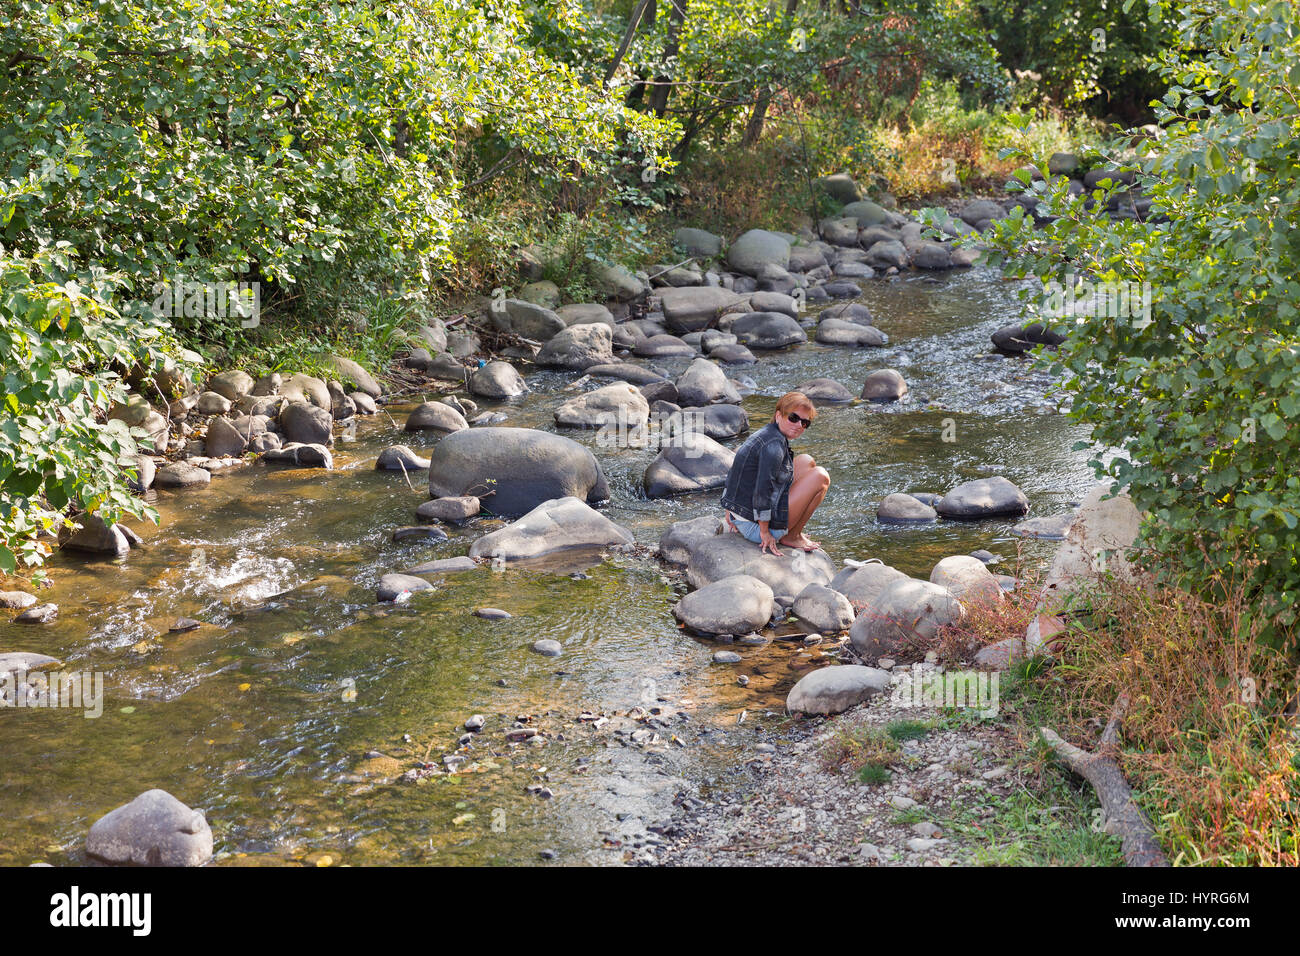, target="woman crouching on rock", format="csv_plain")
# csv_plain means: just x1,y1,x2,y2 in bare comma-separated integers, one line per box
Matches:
720,391,830,556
